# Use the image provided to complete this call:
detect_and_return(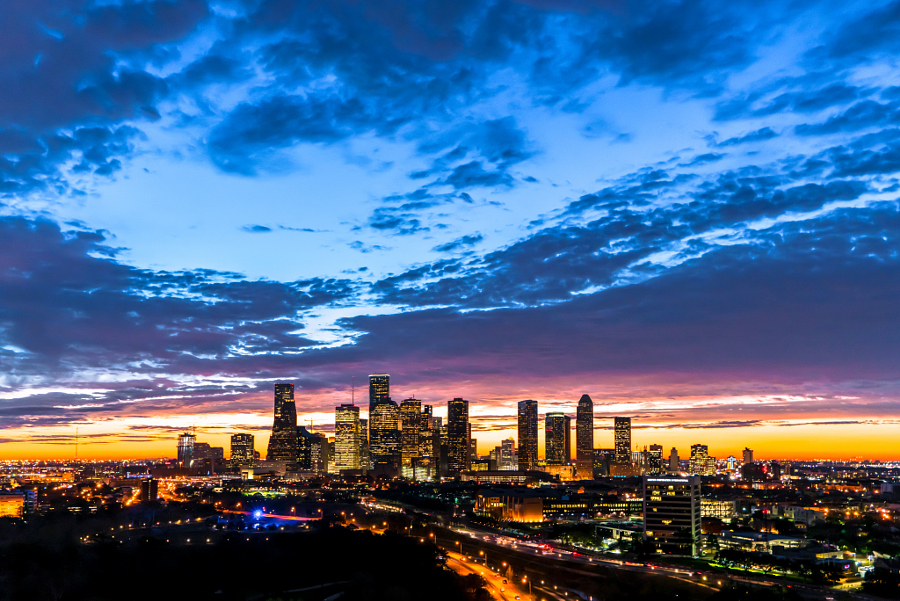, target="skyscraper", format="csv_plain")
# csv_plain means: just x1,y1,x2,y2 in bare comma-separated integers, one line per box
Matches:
689,444,716,475
545,412,571,465
370,398,400,469
359,418,369,470
368,374,390,442
230,433,255,469
267,383,298,465
499,437,517,470
614,417,631,463
400,398,422,471
517,400,538,471
643,475,701,557
417,405,439,481
648,444,664,475
742,447,754,464
296,426,314,470
177,432,196,468
447,397,469,475
335,404,361,471
575,394,594,479
369,374,390,406
669,447,680,472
